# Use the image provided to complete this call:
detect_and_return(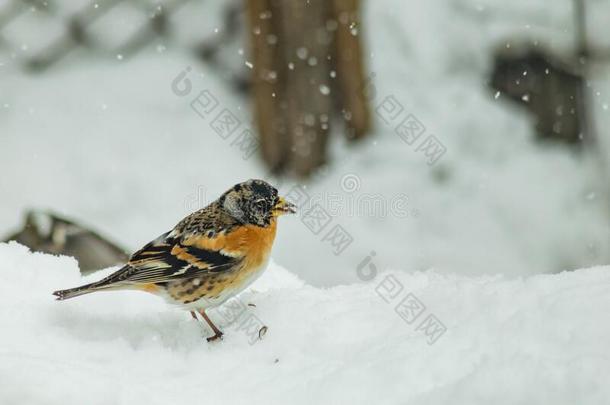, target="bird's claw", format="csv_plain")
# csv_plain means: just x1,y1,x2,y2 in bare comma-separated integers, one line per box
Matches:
206,331,224,342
